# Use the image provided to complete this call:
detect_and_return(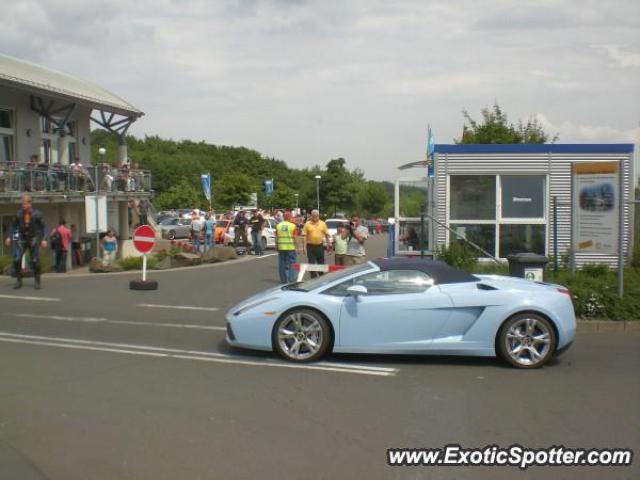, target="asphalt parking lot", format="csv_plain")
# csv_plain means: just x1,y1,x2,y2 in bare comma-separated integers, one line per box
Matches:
0,235,638,480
